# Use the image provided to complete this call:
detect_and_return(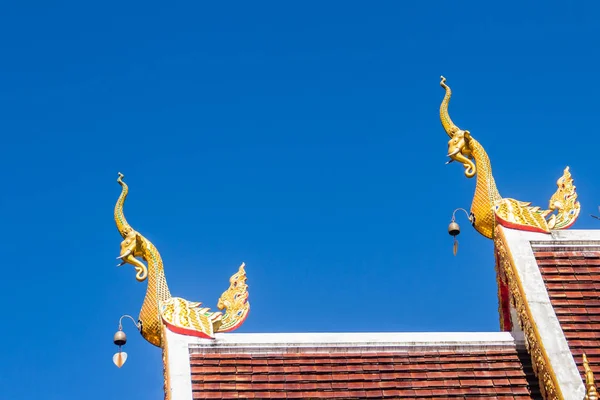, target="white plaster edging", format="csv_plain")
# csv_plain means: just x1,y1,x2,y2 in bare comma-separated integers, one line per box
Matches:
500,226,589,400
546,229,600,241
165,328,193,400
187,331,519,354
